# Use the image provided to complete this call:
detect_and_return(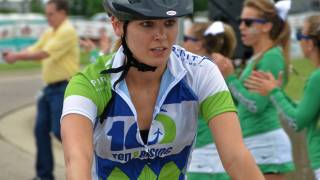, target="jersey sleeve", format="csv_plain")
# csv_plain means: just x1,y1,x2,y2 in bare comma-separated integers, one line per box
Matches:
62,55,113,124
269,71,320,131
226,50,286,113
198,60,237,123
